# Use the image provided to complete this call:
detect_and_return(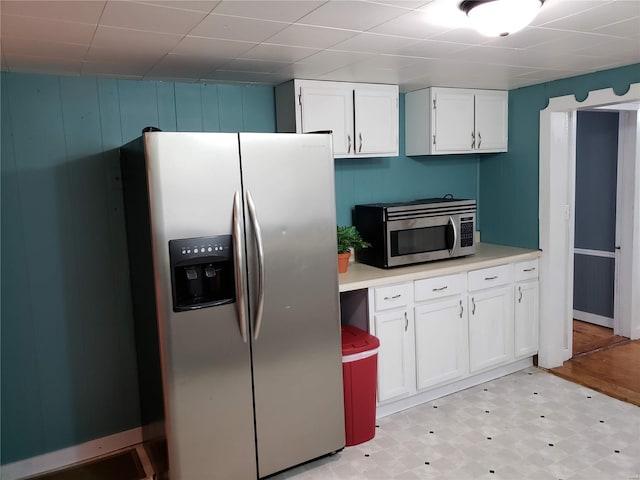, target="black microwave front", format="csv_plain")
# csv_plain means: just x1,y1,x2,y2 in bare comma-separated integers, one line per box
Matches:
354,198,476,268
